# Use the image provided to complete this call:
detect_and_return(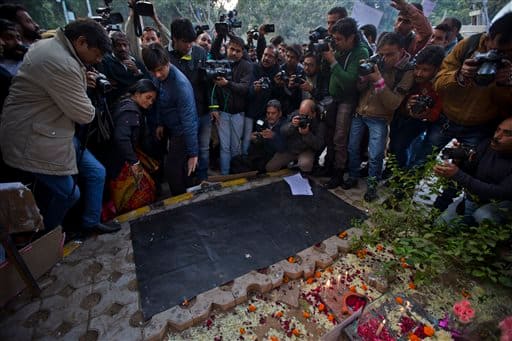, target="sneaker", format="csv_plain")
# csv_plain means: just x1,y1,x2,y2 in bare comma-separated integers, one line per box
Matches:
341,177,358,190
364,186,378,202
